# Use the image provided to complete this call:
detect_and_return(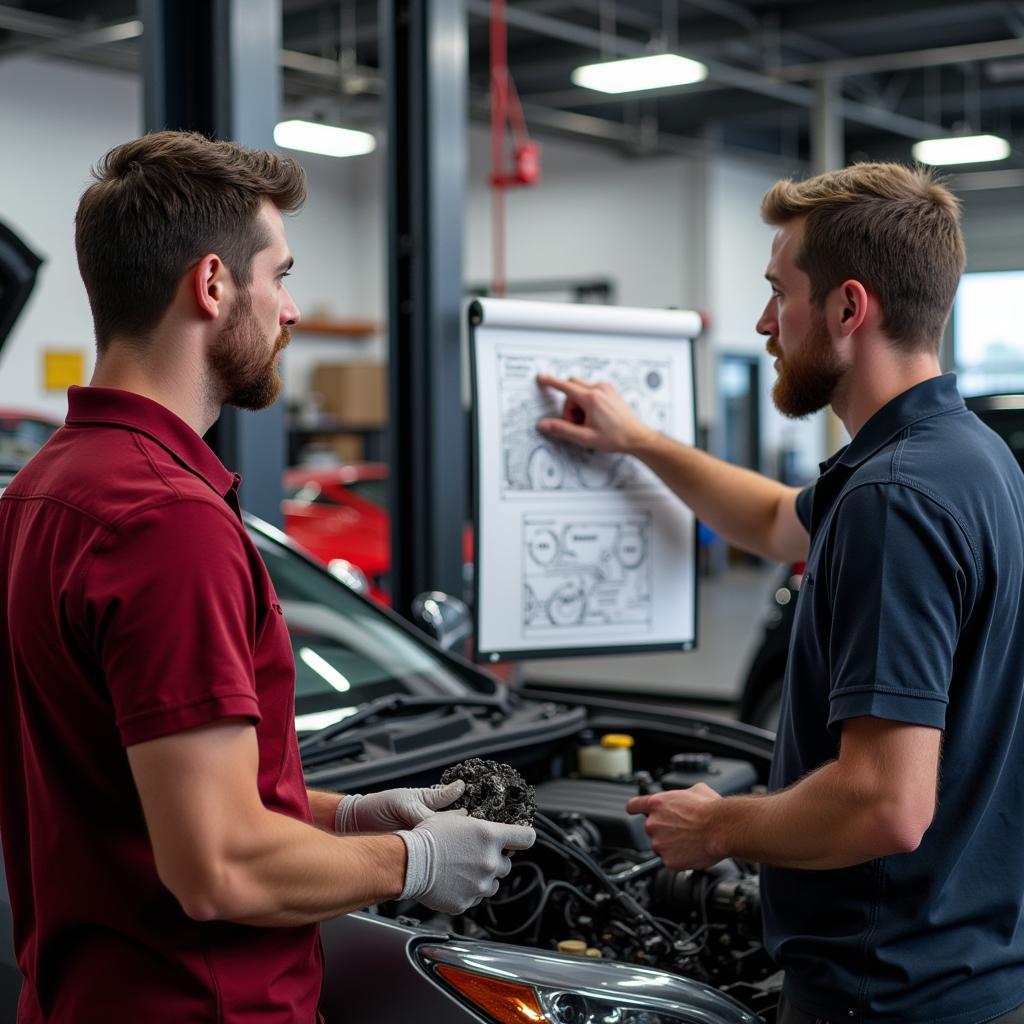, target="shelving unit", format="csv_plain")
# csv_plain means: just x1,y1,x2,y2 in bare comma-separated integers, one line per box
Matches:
291,318,381,338
286,320,387,464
